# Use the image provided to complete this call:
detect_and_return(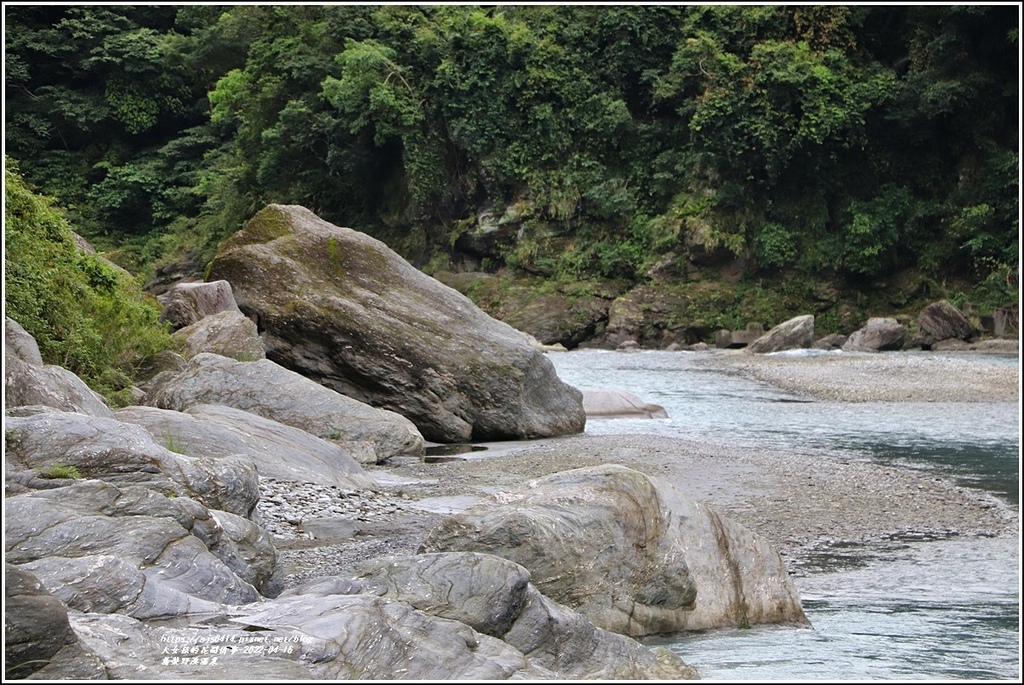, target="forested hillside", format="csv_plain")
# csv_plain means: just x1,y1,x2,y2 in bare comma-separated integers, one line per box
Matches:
5,4,1019,340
